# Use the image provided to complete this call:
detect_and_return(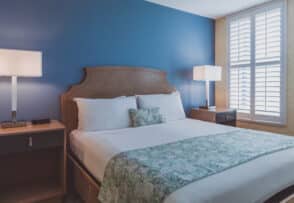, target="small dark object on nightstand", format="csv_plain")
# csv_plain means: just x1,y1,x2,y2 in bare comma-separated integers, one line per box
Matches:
31,118,51,125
